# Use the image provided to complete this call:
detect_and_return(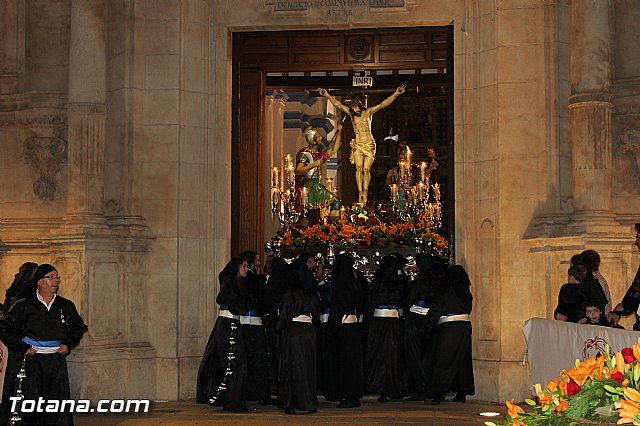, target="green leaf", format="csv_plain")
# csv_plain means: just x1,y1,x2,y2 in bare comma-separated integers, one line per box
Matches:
604,384,622,395
524,398,537,406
